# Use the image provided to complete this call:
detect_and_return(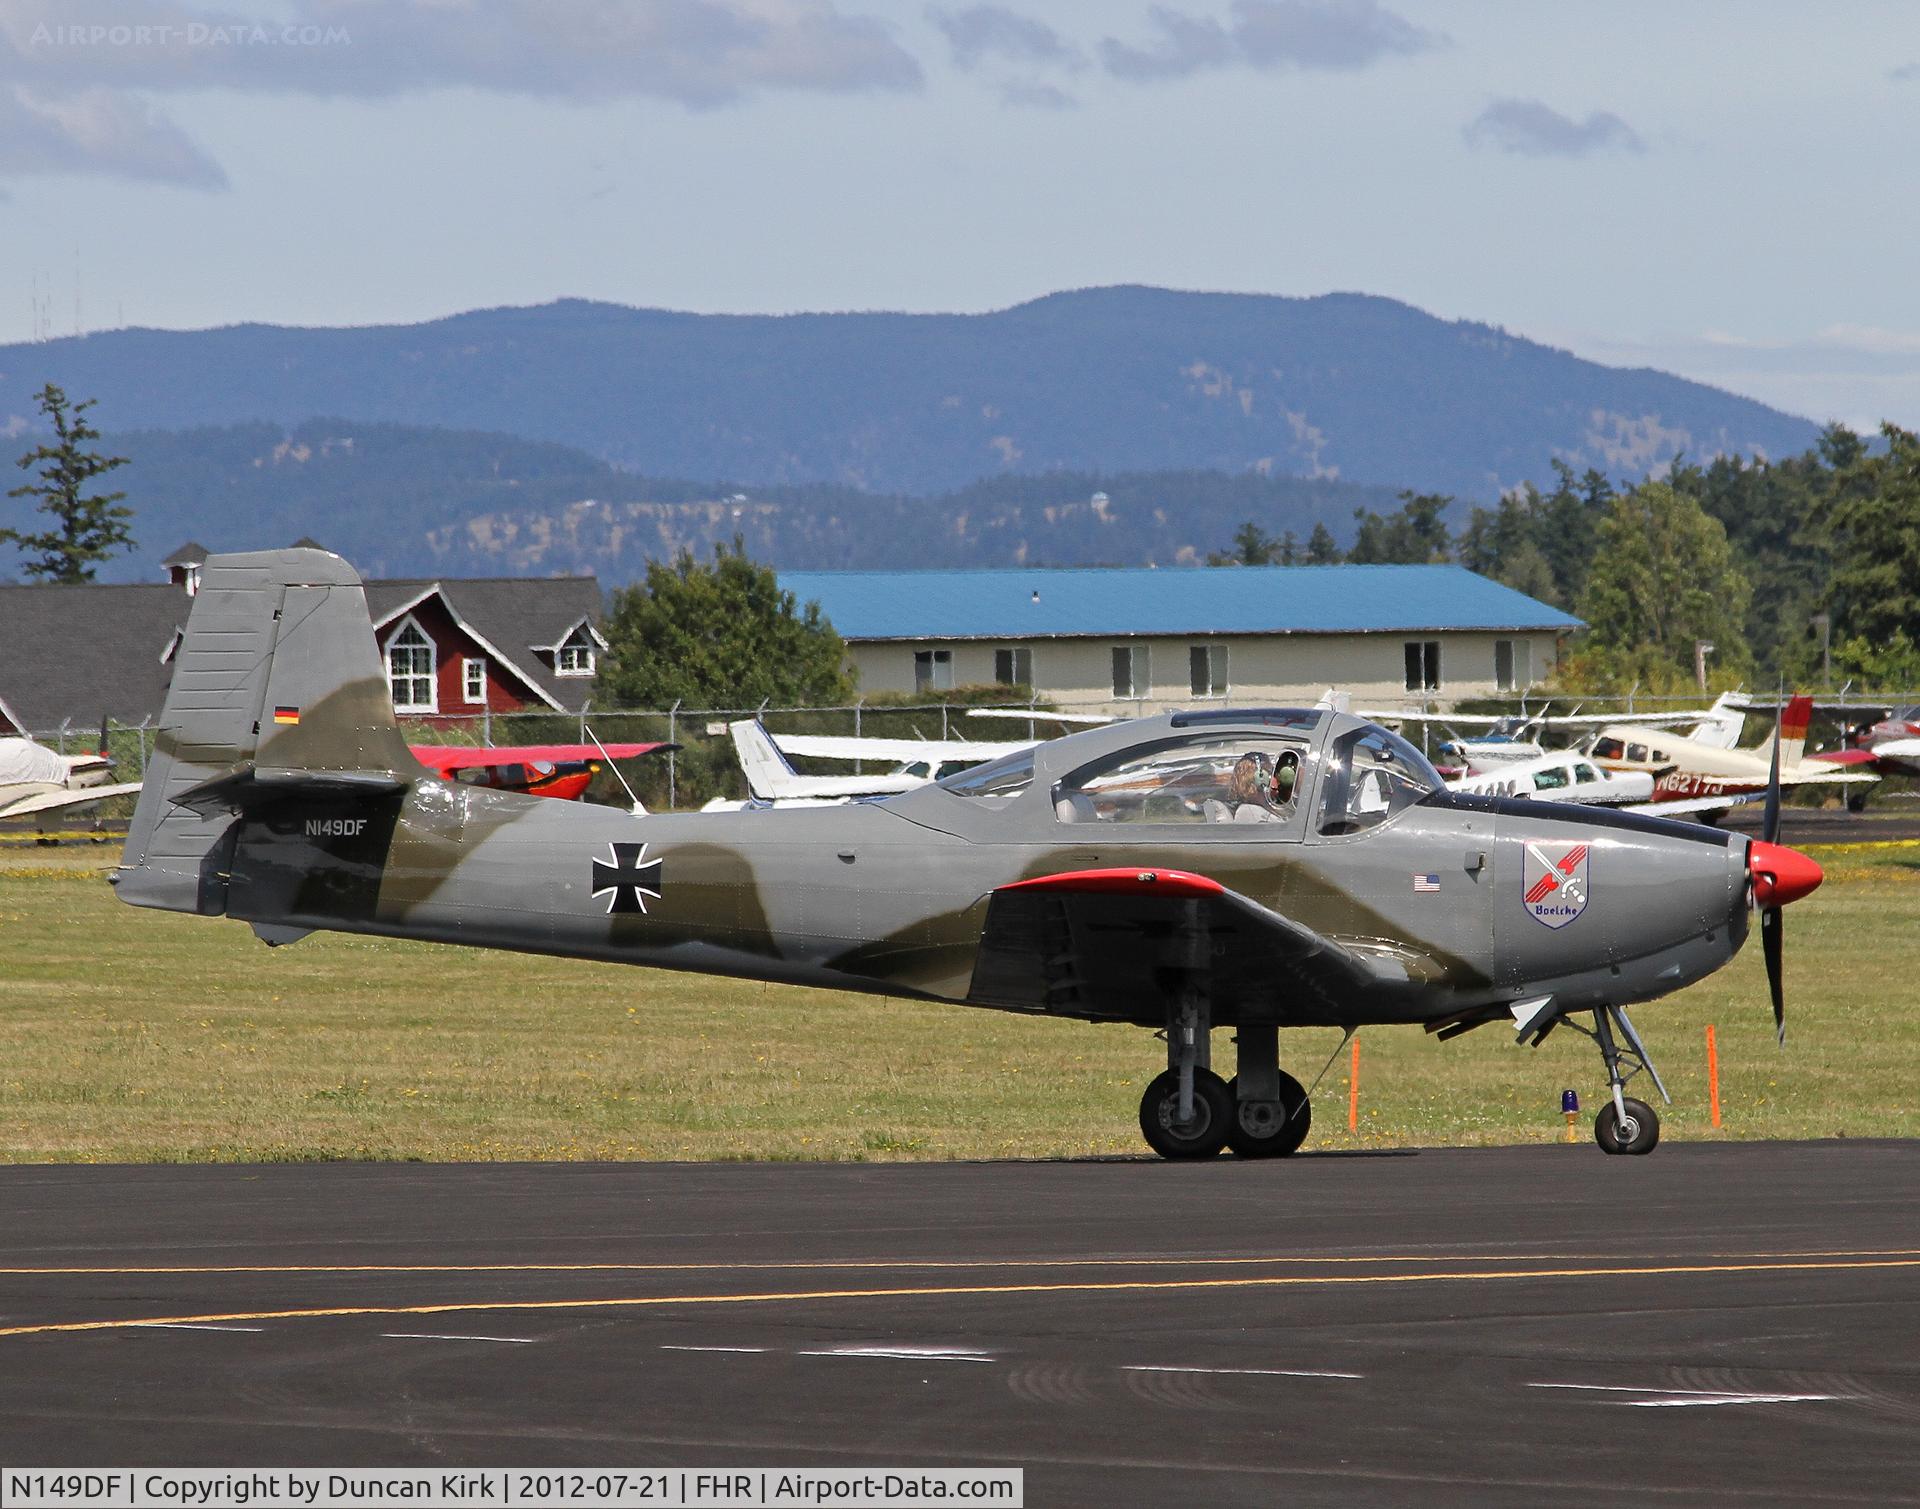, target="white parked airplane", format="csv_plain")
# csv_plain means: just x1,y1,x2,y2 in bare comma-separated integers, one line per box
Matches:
702,721,1028,810
0,737,142,820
